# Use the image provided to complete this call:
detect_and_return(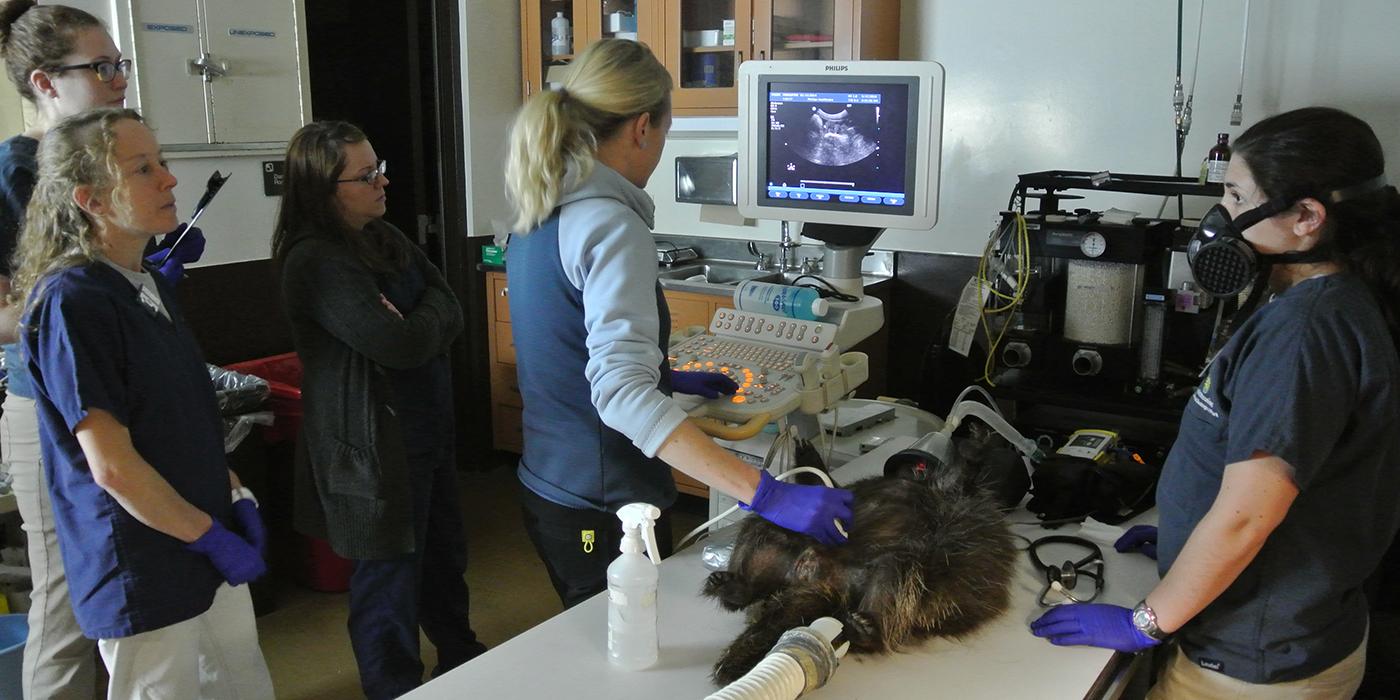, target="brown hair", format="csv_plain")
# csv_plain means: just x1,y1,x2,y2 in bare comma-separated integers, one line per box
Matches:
0,0,104,102
1234,106,1400,347
271,120,409,273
